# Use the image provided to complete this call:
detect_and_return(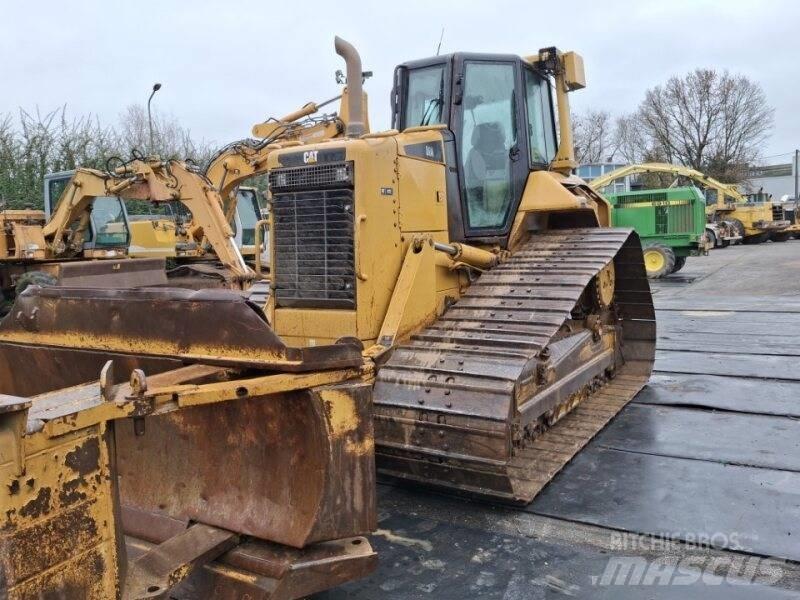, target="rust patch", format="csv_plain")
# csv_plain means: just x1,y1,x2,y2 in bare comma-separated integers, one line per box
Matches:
7,480,19,495
9,546,109,598
19,487,51,520
65,437,100,477
2,502,99,585
58,479,88,507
